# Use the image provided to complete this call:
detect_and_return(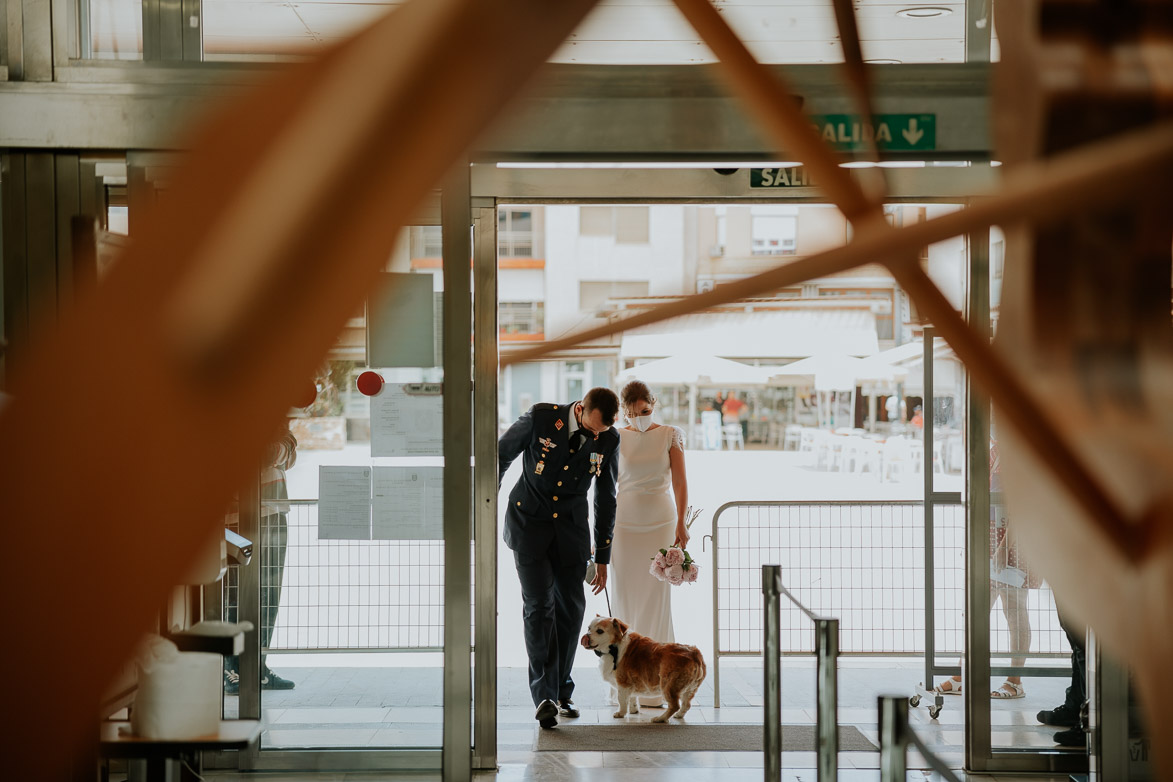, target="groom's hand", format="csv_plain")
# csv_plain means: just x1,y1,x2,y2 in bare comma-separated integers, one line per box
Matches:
590,563,608,595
